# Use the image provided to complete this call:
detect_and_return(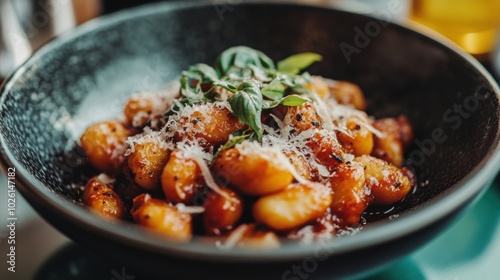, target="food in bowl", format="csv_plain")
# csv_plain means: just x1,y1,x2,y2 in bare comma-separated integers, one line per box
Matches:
79,46,415,247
